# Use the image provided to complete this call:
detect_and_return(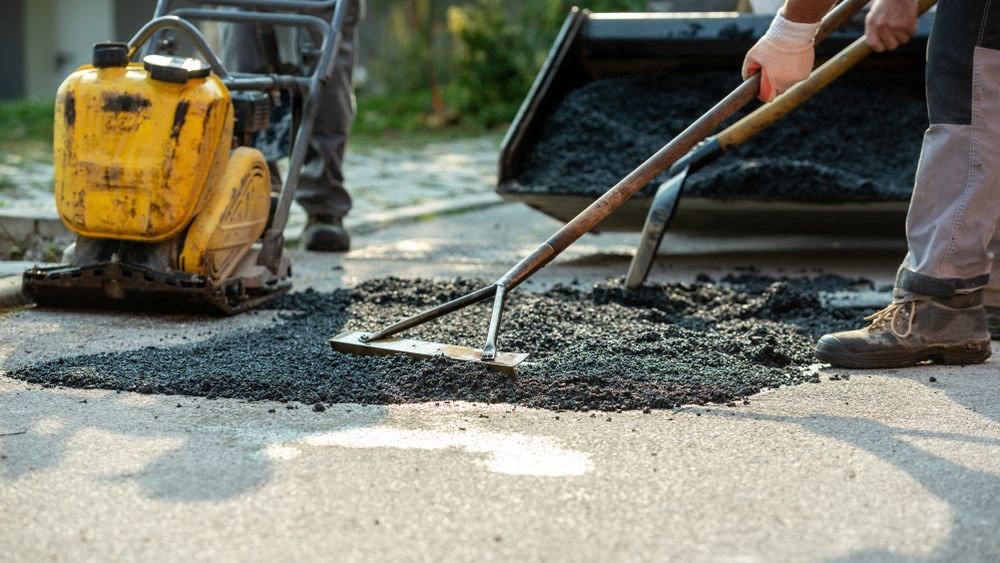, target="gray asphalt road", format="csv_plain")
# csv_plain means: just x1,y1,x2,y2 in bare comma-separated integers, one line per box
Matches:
2,205,998,562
